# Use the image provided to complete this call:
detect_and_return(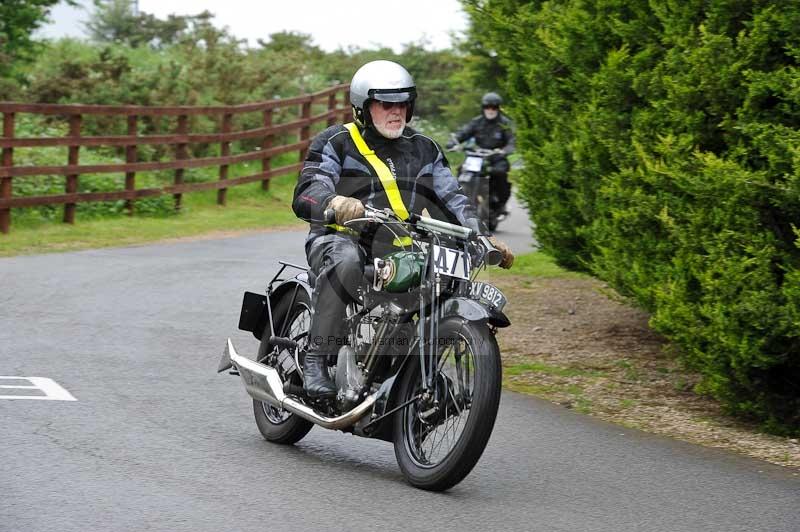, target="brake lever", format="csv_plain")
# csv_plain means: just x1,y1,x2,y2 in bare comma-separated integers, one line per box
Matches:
324,206,392,230
363,205,392,221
